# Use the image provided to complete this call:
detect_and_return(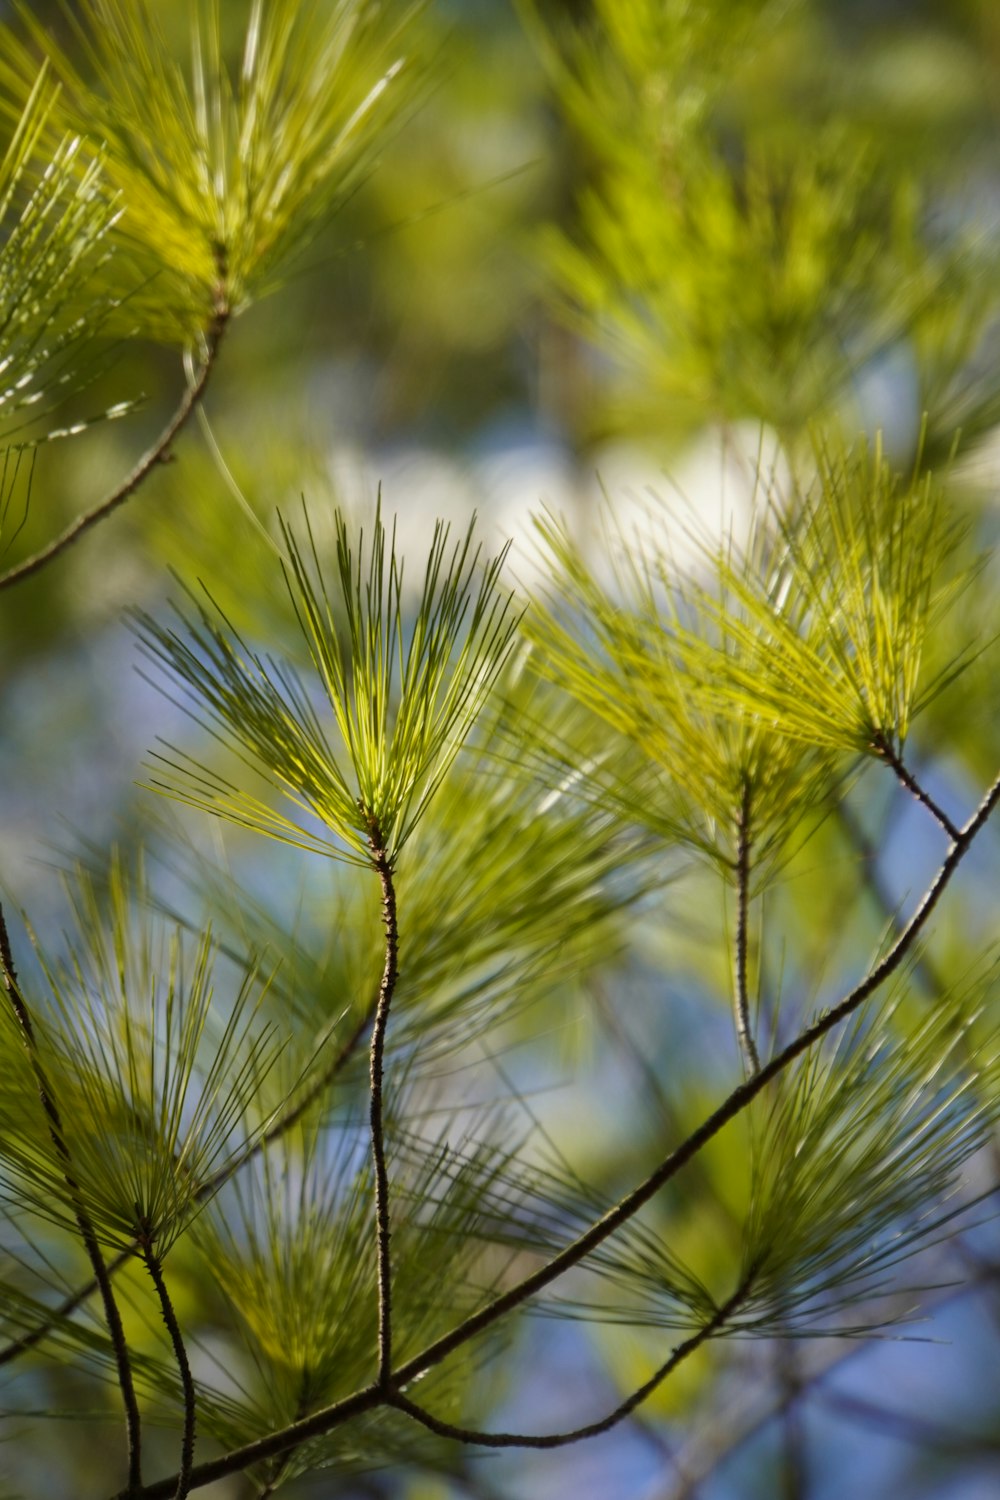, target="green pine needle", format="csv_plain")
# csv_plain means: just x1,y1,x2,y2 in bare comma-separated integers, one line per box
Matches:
526,502,839,879
741,956,1000,1332
0,0,423,344
0,64,134,478
0,858,286,1254
136,502,519,868
689,438,972,756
